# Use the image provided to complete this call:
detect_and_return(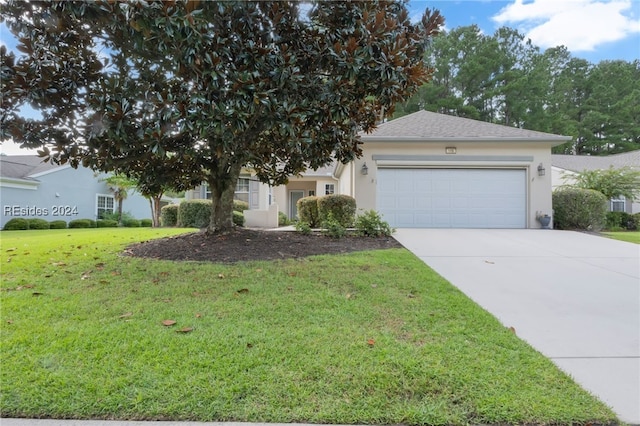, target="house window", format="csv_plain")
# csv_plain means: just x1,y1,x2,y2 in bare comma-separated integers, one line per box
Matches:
97,194,115,219
235,178,250,203
611,197,626,212
325,184,335,195
202,178,251,203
